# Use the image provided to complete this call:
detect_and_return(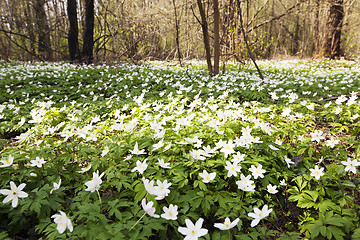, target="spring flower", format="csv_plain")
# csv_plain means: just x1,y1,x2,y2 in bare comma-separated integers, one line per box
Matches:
101,146,109,157
220,140,235,158
310,130,325,143
325,137,339,148
225,161,241,177
50,179,61,194
131,159,148,174
0,155,14,168
341,158,360,174
190,149,206,161
18,117,26,127
142,177,157,195
268,144,279,150
30,157,46,168
0,181,28,207
266,184,278,194
284,156,295,168
199,170,216,183
158,158,171,169
141,198,159,218
85,170,104,192
161,204,178,220
164,142,172,151
51,211,73,234
231,152,246,163
351,113,359,120
309,165,325,180
14,131,30,142
178,218,208,240
249,164,266,179
154,179,171,200
236,174,255,192
152,139,164,151
214,217,240,230
334,106,342,115
77,164,92,173
298,135,306,142
248,205,273,227
281,107,291,117
130,142,146,155
279,179,287,186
